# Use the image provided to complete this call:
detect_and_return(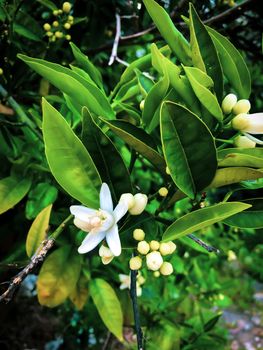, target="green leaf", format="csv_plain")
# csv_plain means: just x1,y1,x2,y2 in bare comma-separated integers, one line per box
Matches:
143,0,191,65
69,272,89,310
13,23,41,41
37,246,82,308
101,119,166,173
81,108,132,203
150,44,201,115
160,101,217,199
90,278,123,341
25,182,57,219
0,176,31,215
183,66,223,122
18,54,114,118
223,198,263,229
37,0,57,10
189,4,223,100
207,167,263,189
218,149,263,168
26,204,52,258
142,71,169,132
163,202,251,241
135,69,155,96
207,26,251,98
70,42,103,89
42,99,101,208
